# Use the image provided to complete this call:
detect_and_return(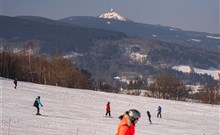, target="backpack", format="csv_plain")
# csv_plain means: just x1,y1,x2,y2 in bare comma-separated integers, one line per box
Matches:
33,99,38,107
